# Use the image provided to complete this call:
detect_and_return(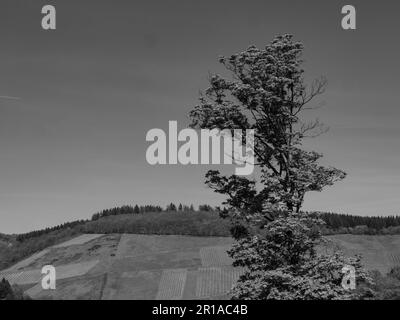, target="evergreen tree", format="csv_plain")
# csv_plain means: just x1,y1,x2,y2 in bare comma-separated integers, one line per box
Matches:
0,278,29,300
